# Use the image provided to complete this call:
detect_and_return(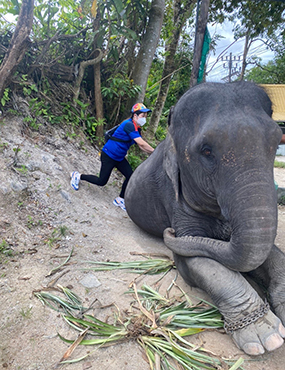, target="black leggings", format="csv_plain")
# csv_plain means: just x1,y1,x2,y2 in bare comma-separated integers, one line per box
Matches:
80,150,133,198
